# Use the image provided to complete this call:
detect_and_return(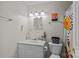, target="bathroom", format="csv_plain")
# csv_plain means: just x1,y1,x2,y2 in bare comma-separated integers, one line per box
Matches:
0,1,78,58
